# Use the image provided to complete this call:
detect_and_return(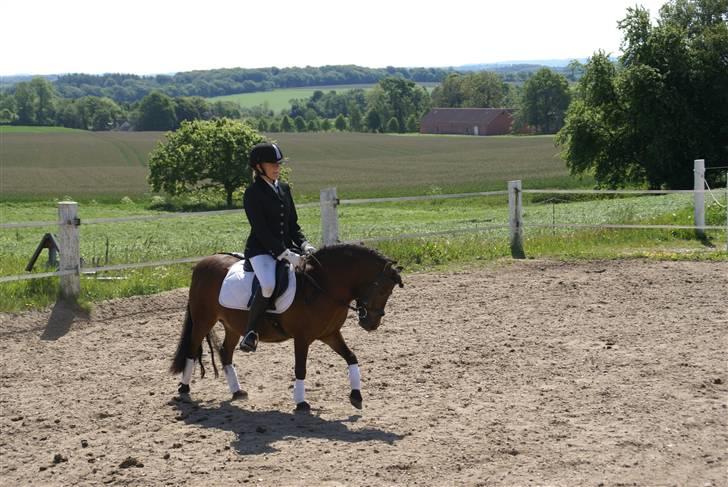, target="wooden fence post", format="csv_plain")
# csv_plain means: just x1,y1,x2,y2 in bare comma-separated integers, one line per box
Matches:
693,159,706,240
508,180,526,259
320,187,339,246
58,201,81,300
